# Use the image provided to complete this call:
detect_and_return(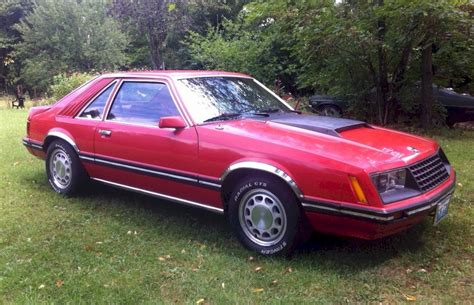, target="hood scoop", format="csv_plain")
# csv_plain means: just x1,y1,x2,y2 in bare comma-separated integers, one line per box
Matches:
268,114,369,137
